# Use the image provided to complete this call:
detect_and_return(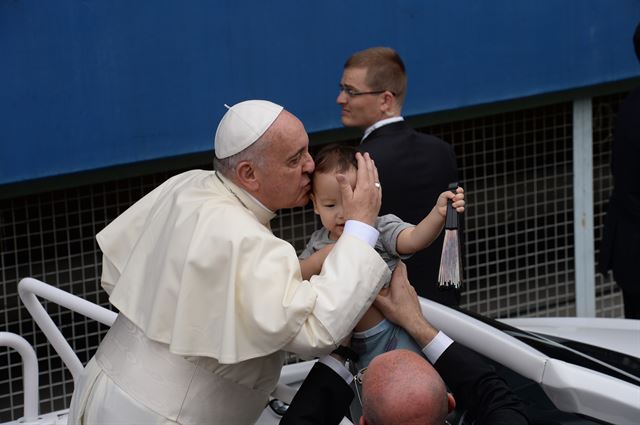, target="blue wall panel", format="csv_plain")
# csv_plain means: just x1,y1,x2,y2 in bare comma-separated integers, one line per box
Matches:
1,1,639,185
